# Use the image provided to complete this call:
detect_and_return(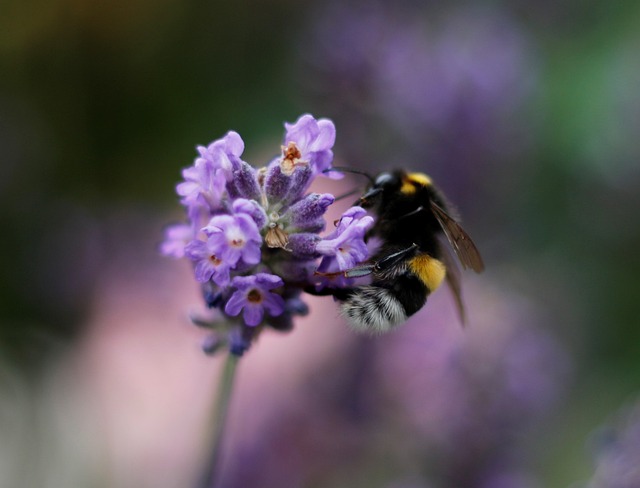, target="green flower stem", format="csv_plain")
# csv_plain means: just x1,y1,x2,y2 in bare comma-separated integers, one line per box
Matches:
199,352,239,488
